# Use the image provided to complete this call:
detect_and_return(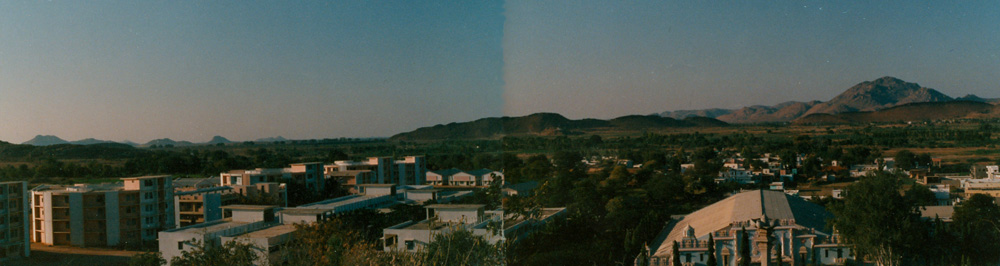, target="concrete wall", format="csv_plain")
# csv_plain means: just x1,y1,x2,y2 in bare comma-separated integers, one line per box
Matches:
159,231,207,266
436,209,482,224
68,193,84,246
232,209,267,223
105,191,121,246
406,191,436,203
